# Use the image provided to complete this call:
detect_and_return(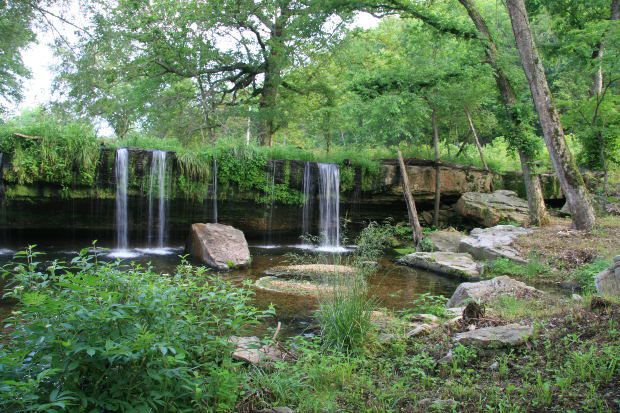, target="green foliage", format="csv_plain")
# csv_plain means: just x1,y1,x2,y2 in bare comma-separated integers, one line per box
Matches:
404,293,448,318
487,257,552,279
572,258,610,293
0,109,100,187
0,245,271,411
